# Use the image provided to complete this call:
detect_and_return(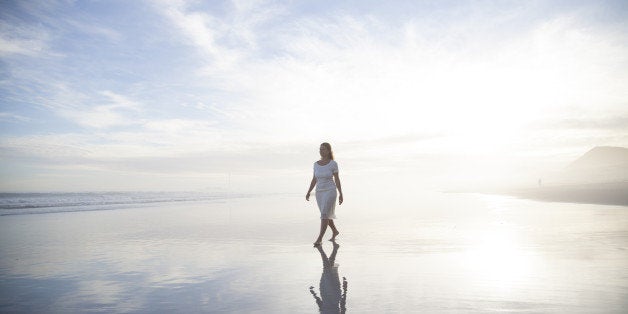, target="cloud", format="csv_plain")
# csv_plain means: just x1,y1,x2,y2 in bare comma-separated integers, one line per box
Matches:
54,91,143,129
158,1,239,71
65,19,122,42
142,118,215,133
42,1,622,168
0,133,93,162
1,1,627,191
0,20,50,57
0,112,31,122
532,114,628,131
